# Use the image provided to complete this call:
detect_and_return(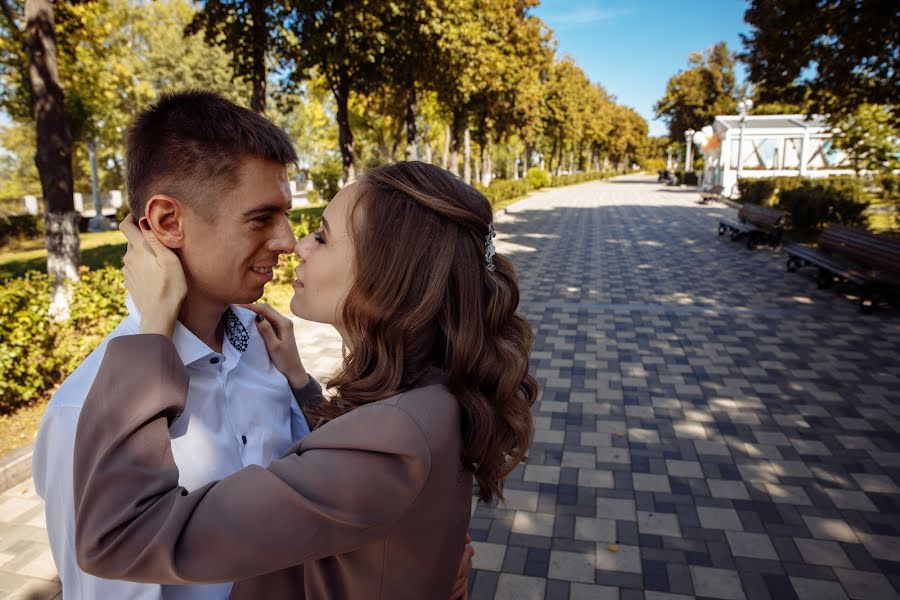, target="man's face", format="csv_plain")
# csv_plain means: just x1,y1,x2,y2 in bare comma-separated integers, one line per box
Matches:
178,157,296,307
